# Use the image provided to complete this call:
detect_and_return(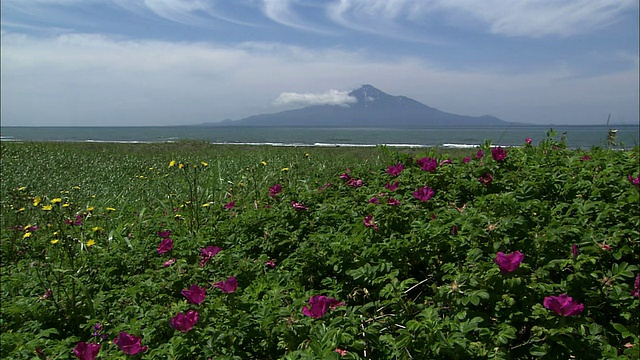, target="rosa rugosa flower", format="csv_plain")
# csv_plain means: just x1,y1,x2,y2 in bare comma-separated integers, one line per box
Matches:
416,157,438,172
182,284,206,305
73,342,101,360
170,310,199,332
157,238,173,254
491,147,507,161
302,295,344,319
113,332,147,355
494,251,524,274
413,186,435,202
543,294,584,316
213,276,238,293
386,163,404,176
